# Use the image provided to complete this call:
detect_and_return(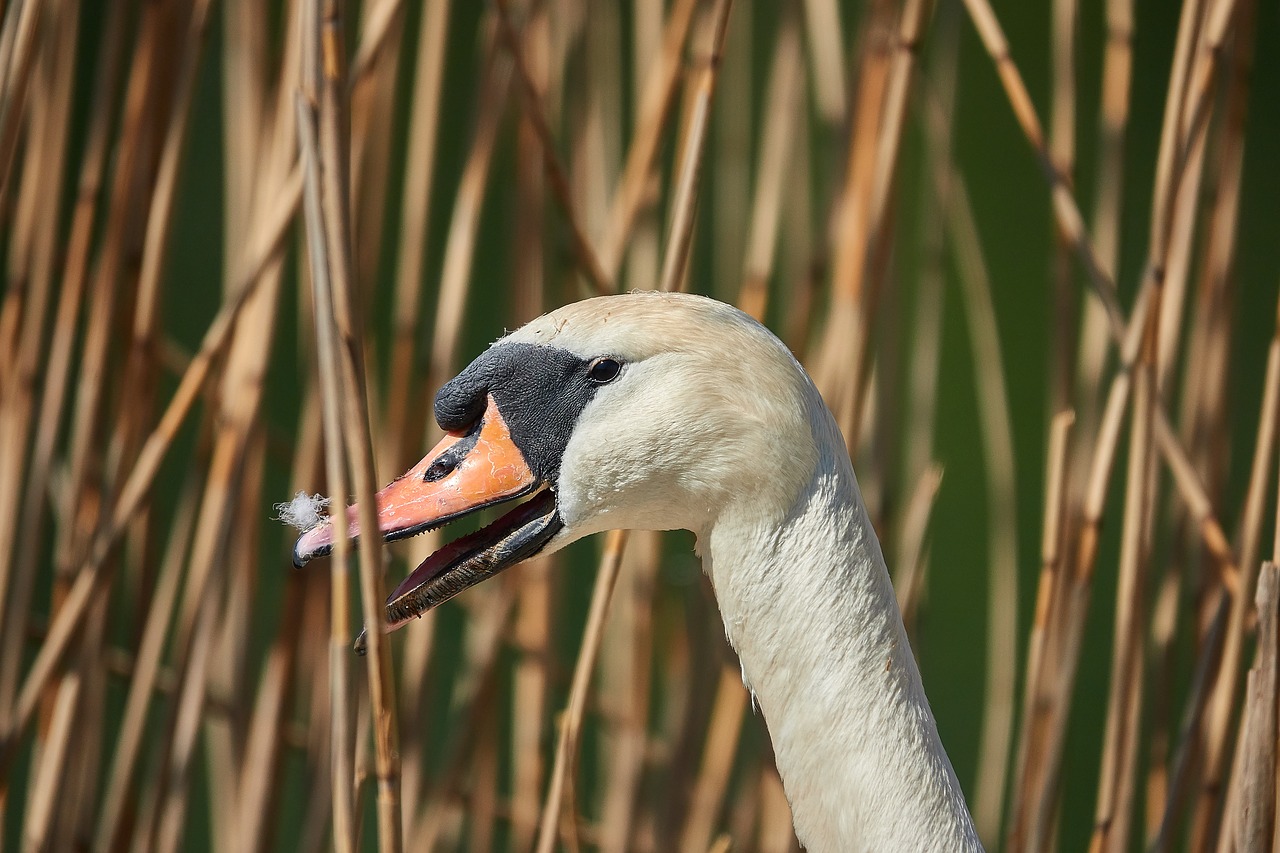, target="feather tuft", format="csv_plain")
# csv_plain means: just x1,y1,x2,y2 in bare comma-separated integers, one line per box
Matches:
274,491,331,532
